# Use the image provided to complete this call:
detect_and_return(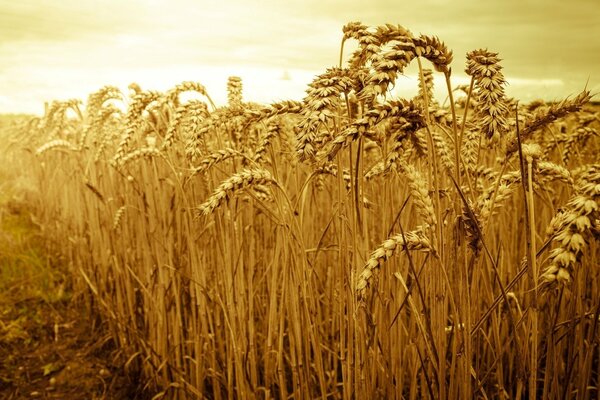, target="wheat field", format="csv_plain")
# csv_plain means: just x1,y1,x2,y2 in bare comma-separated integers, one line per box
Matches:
2,22,599,399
